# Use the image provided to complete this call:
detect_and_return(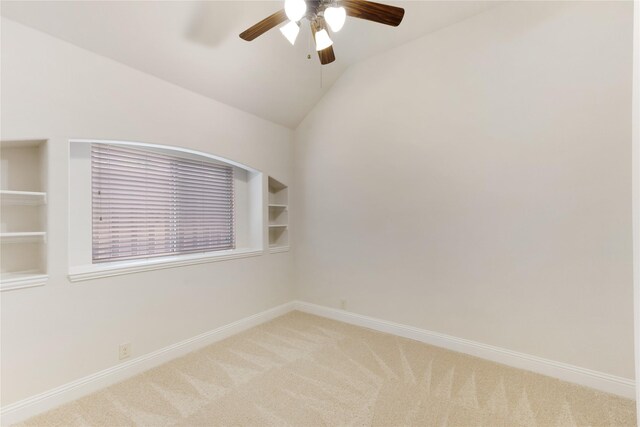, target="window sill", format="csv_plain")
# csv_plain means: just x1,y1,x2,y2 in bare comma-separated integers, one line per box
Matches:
68,248,264,283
